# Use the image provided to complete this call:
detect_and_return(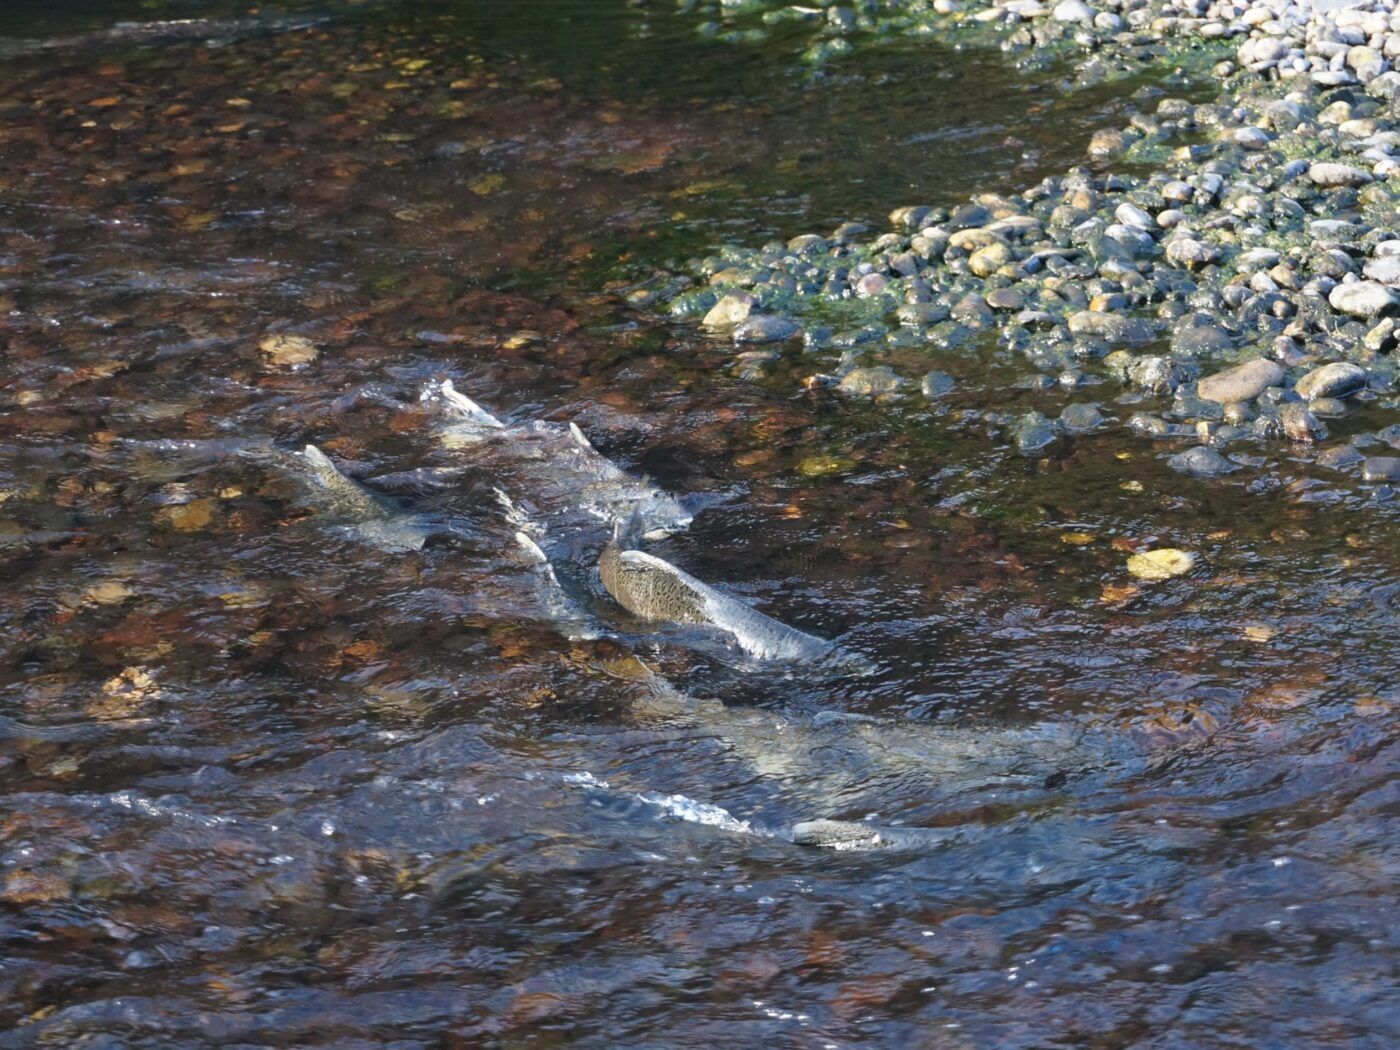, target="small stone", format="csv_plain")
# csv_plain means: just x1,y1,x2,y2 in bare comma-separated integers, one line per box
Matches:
1309,162,1372,188
1052,0,1093,23
1171,325,1233,357
1362,255,1400,284
921,371,955,398
1295,361,1368,400
1317,445,1364,471
1329,281,1398,318
1168,446,1238,476
855,273,889,298
837,366,903,397
1197,359,1285,403
702,292,756,328
1362,456,1400,481
733,316,799,344
259,333,318,366
968,242,1013,277
1128,356,1190,395
1009,412,1060,454
1280,402,1326,444
1127,548,1197,581
985,287,1025,311
1059,403,1104,432
159,499,215,532
1067,311,1156,346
